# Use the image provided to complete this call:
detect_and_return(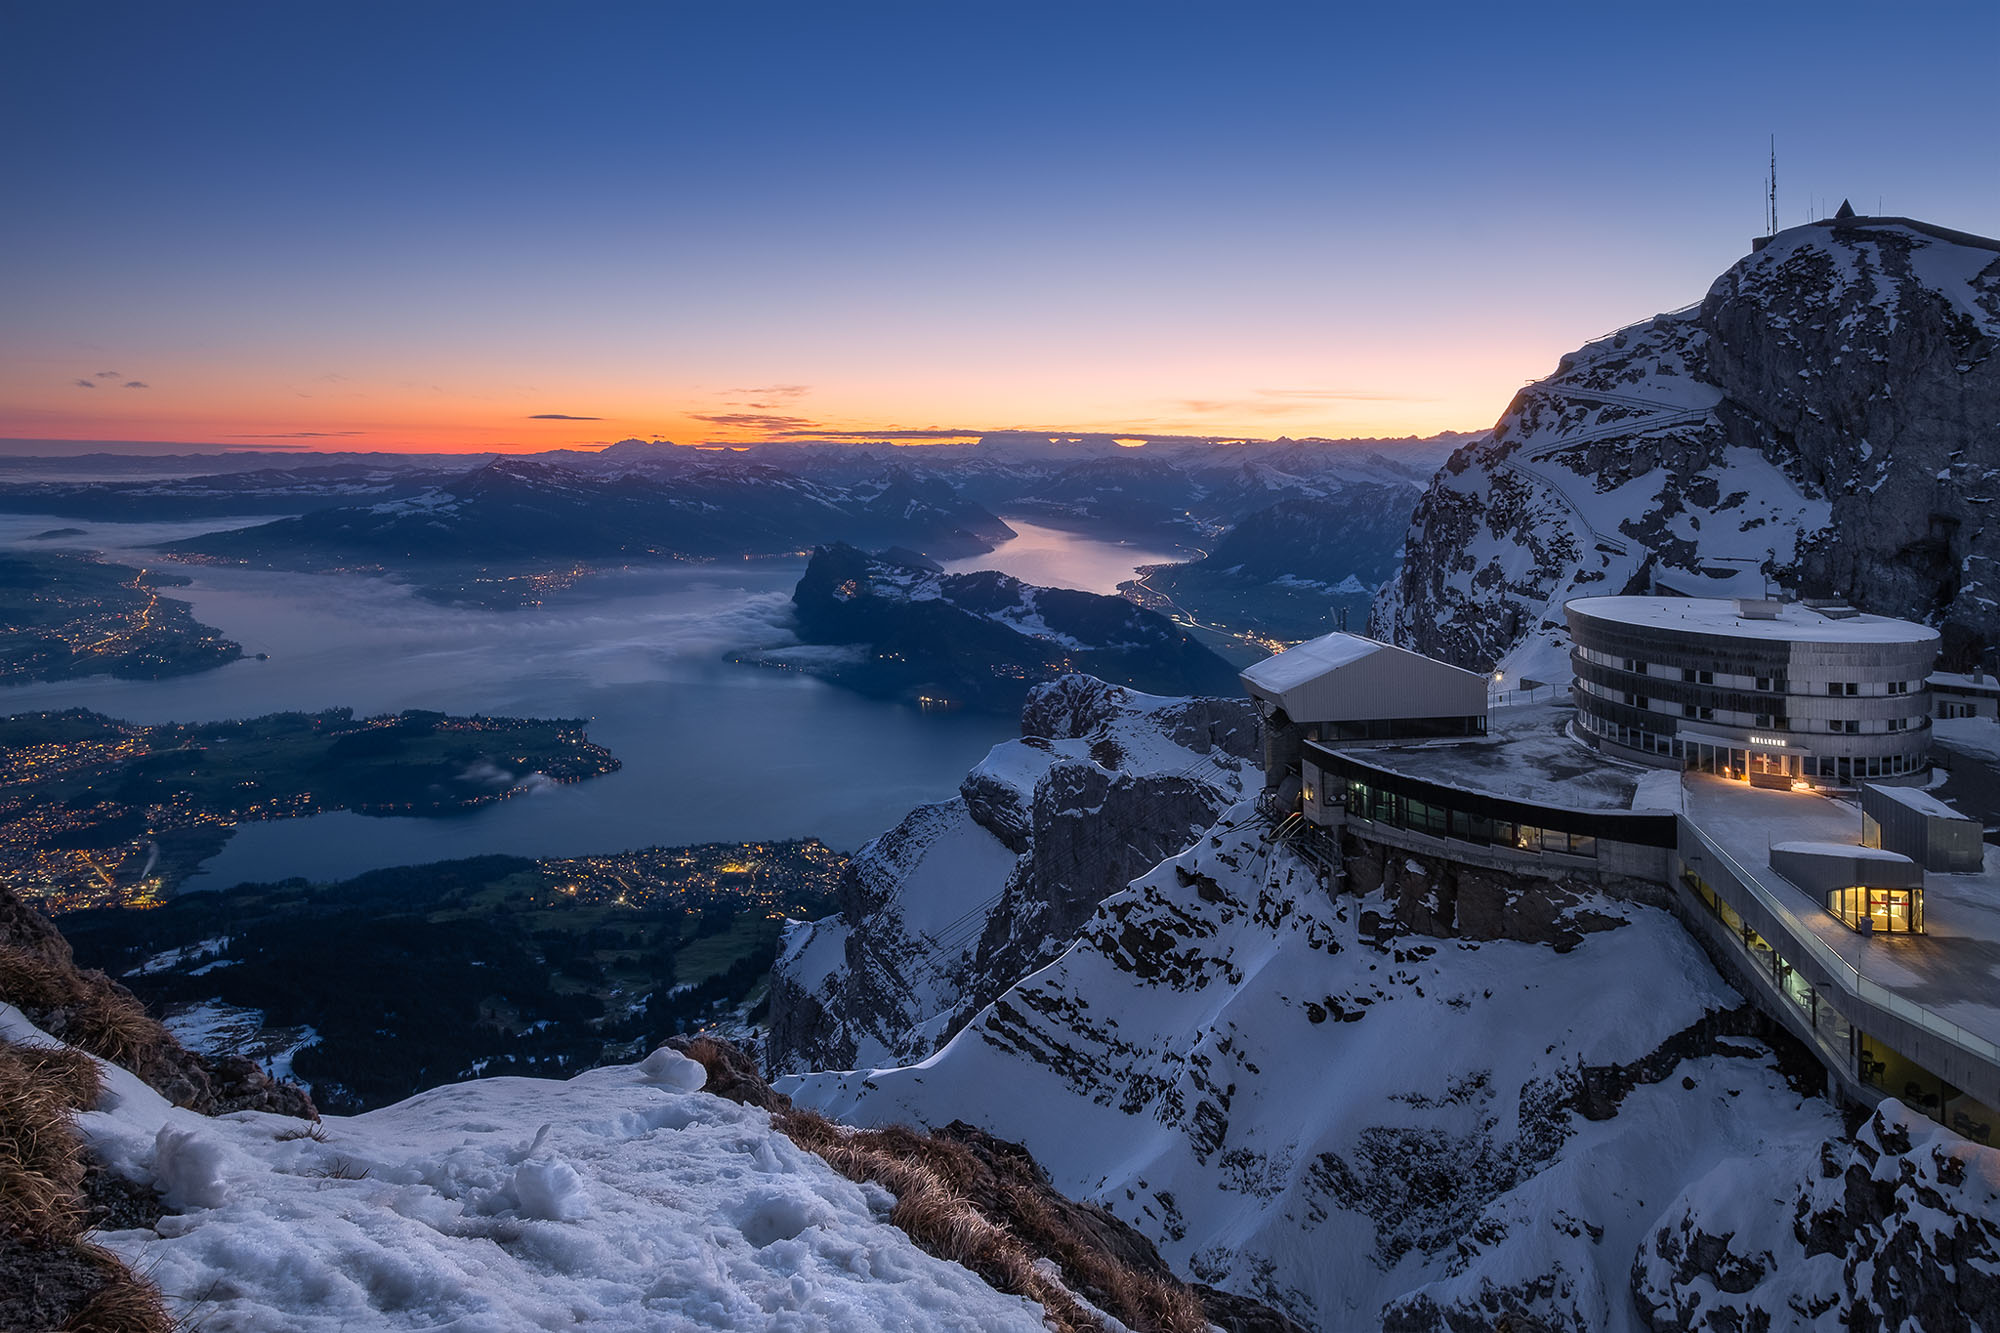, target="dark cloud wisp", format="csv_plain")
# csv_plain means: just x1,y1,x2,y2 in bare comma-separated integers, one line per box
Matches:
528,413,602,420
688,412,823,432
